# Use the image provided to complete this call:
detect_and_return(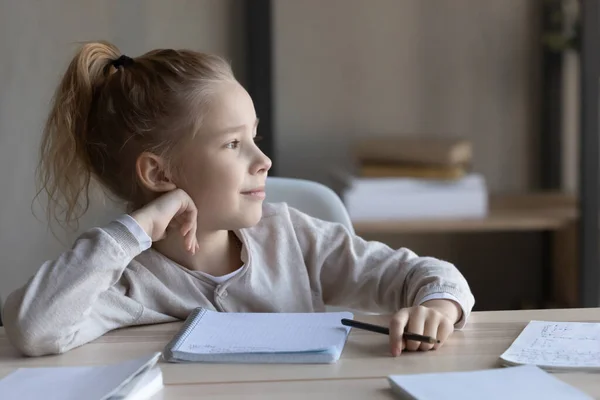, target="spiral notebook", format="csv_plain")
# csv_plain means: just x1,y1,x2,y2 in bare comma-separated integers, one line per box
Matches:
162,308,353,364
